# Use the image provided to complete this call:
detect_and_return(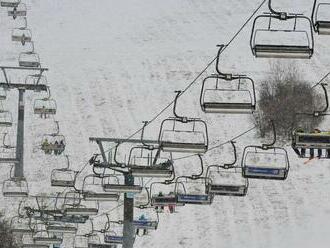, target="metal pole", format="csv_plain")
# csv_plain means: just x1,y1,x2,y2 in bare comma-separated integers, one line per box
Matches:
123,174,135,248
14,89,25,178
